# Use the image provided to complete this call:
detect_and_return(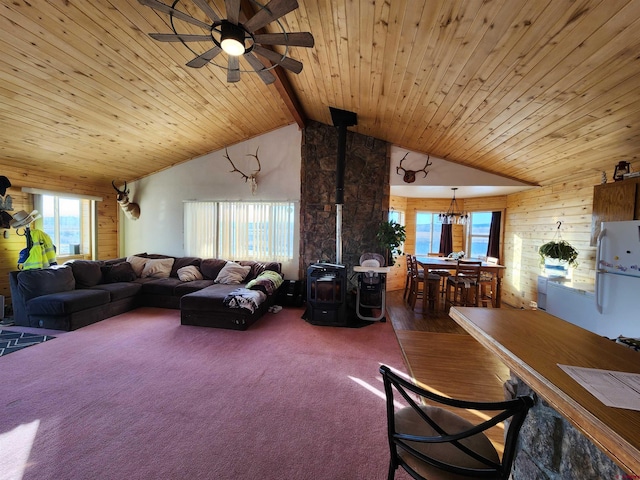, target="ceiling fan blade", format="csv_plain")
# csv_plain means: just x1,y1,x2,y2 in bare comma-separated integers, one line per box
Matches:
138,0,212,29
253,32,314,48
244,0,299,33
253,45,303,74
227,56,241,82
225,0,241,24
191,0,221,22
186,46,222,68
245,53,276,84
149,33,212,42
